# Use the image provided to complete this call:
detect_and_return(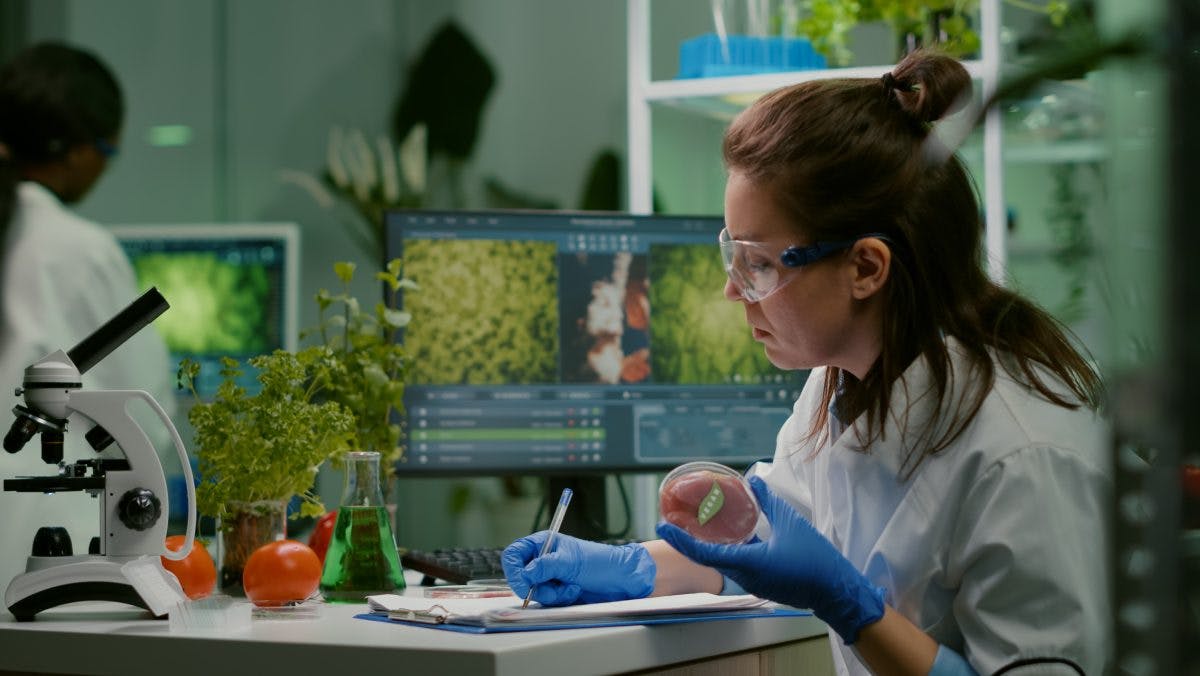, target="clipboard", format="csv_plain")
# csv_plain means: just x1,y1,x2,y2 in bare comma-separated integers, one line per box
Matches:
355,605,811,634
385,603,455,624
359,592,812,633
